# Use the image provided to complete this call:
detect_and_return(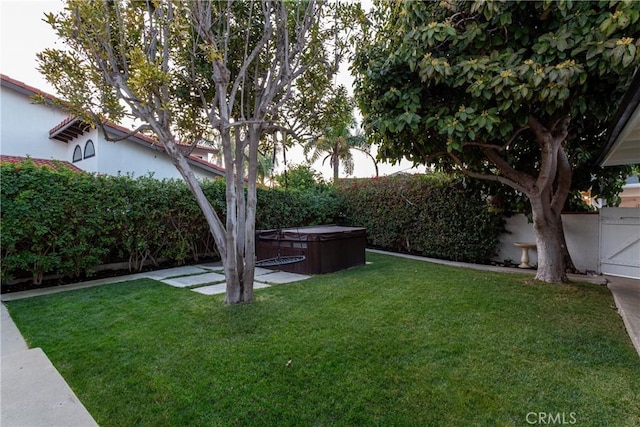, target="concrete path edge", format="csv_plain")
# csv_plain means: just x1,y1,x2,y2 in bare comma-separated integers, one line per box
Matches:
1,304,98,426
606,276,640,358
1,346,99,427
